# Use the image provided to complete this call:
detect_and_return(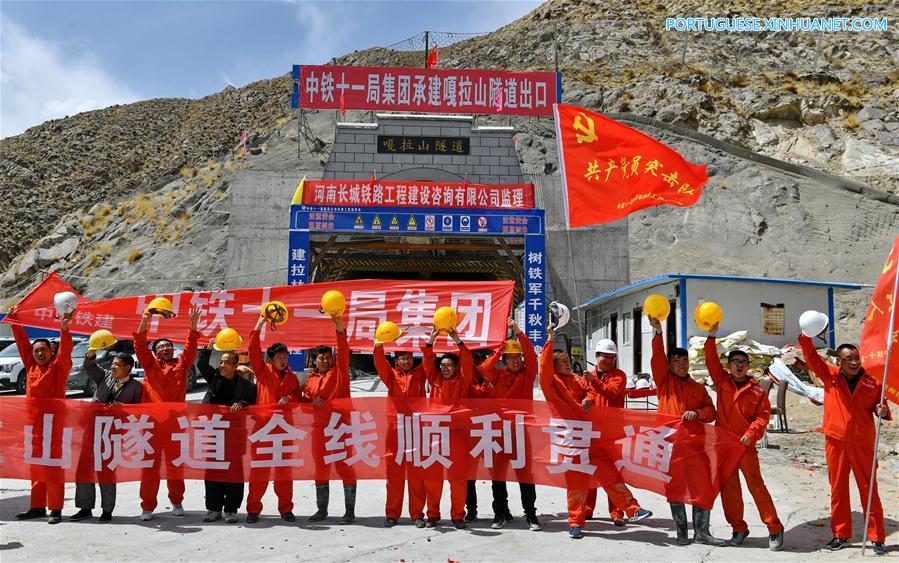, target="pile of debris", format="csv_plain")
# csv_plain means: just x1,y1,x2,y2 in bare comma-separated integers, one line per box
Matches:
688,330,781,384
